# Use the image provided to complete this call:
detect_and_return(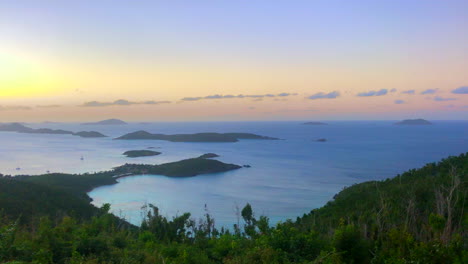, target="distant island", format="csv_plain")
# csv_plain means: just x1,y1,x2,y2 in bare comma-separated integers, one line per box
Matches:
123,150,161,158
303,121,327,125
316,138,327,142
115,131,279,142
395,119,432,125
198,153,220,159
0,123,107,138
81,119,127,125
